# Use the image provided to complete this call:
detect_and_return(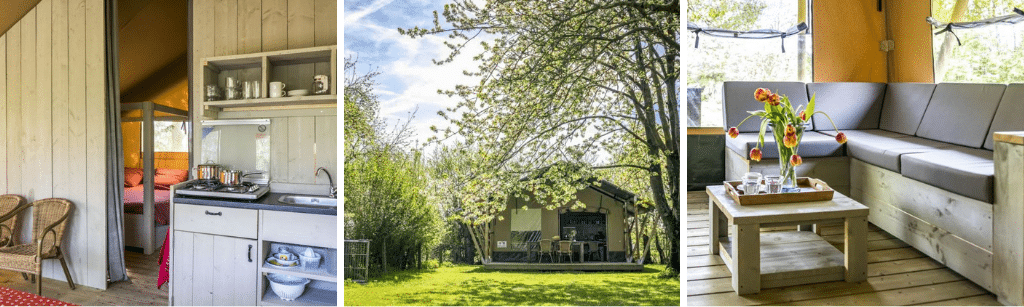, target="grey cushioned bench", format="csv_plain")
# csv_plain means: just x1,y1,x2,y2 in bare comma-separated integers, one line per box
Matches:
722,80,1024,300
